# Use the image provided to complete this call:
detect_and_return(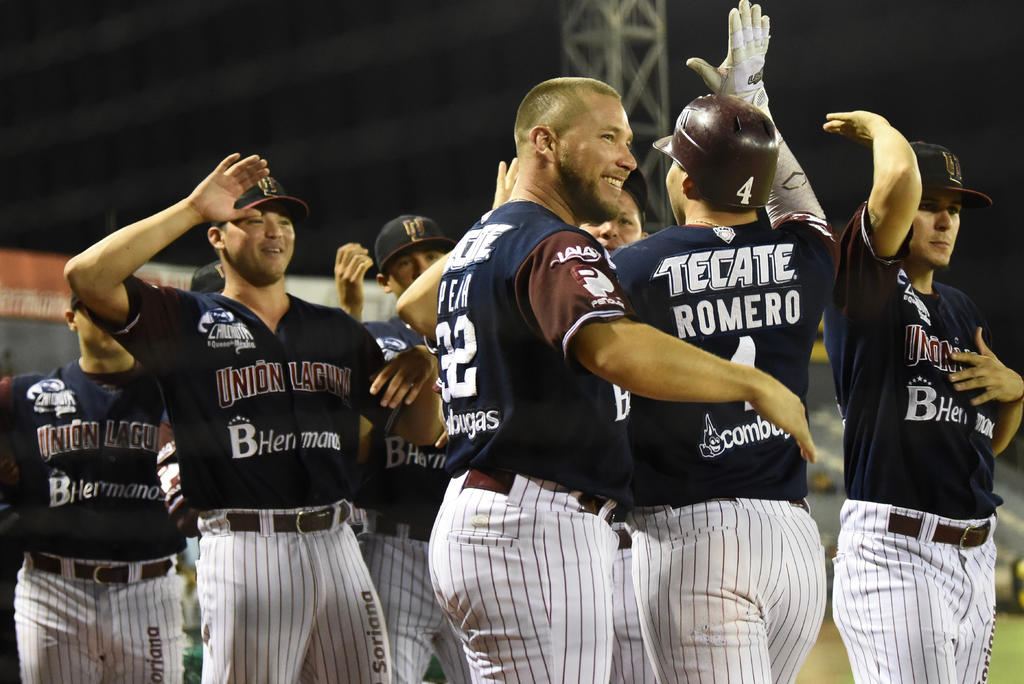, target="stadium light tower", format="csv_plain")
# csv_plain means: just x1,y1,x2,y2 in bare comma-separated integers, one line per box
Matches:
560,0,671,229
